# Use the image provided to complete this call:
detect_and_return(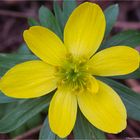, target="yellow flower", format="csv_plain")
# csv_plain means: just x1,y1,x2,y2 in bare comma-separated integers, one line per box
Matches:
0,2,139,138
